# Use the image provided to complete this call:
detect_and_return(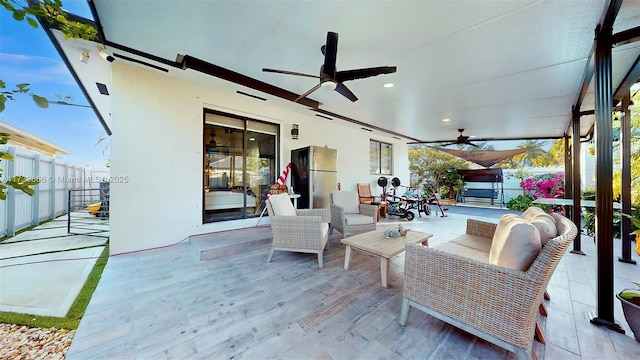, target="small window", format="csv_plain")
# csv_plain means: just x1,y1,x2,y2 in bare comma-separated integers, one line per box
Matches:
370,140,392,175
